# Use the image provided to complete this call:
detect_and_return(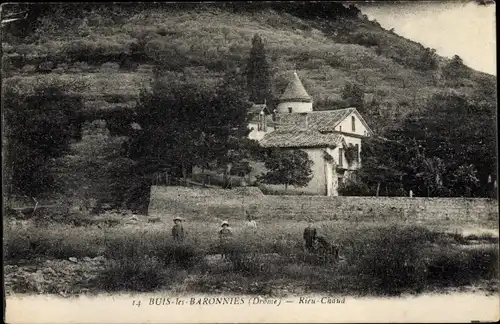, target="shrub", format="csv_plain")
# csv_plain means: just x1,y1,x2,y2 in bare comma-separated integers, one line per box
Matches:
102,229,204,268
350,32,380,47
427,245,499,286
4,222,104,261
346,225,435,295
95,256,185,291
